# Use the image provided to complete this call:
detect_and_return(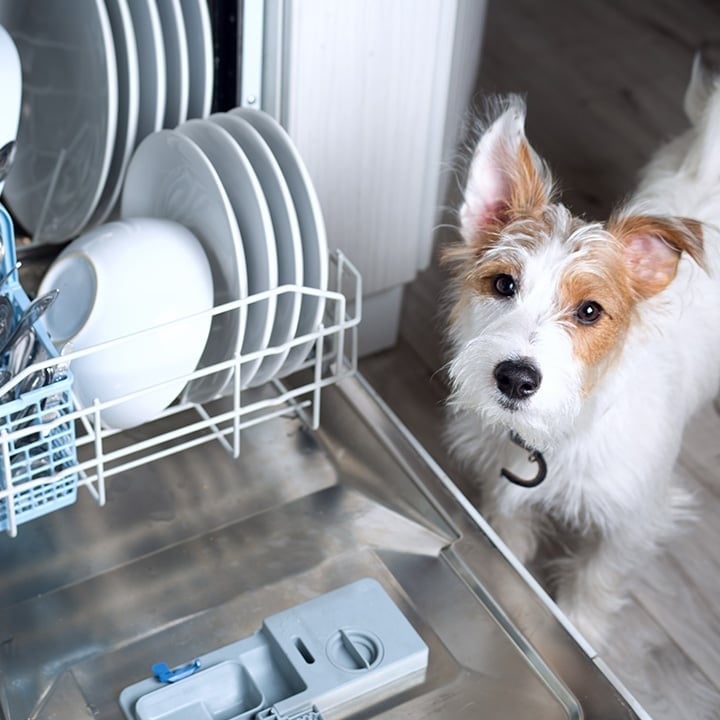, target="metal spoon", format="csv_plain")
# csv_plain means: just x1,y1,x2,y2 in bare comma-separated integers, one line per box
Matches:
17,366,52,398
7,327,36,377
0,369,11,403
12,367,54,436
0,261,22,292
41,391,65,424
11,455,51,481
0,288,59,356
0,295,13,350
